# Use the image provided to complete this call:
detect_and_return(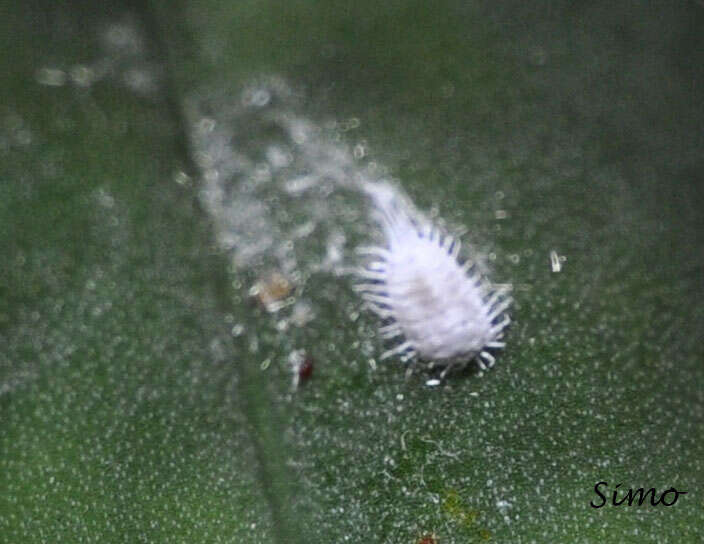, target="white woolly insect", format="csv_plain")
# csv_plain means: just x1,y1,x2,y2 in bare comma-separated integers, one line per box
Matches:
355,181,511,378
